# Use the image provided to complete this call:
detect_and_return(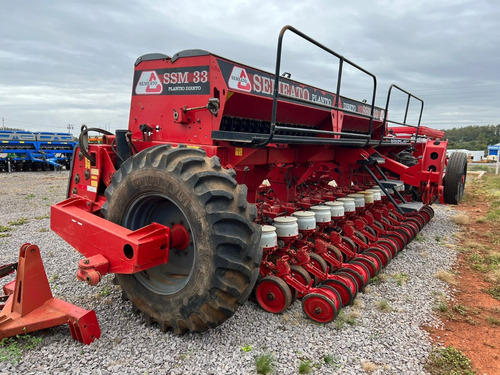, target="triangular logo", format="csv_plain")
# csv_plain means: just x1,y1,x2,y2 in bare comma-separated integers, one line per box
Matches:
135,71,163,95
228,66,252,92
